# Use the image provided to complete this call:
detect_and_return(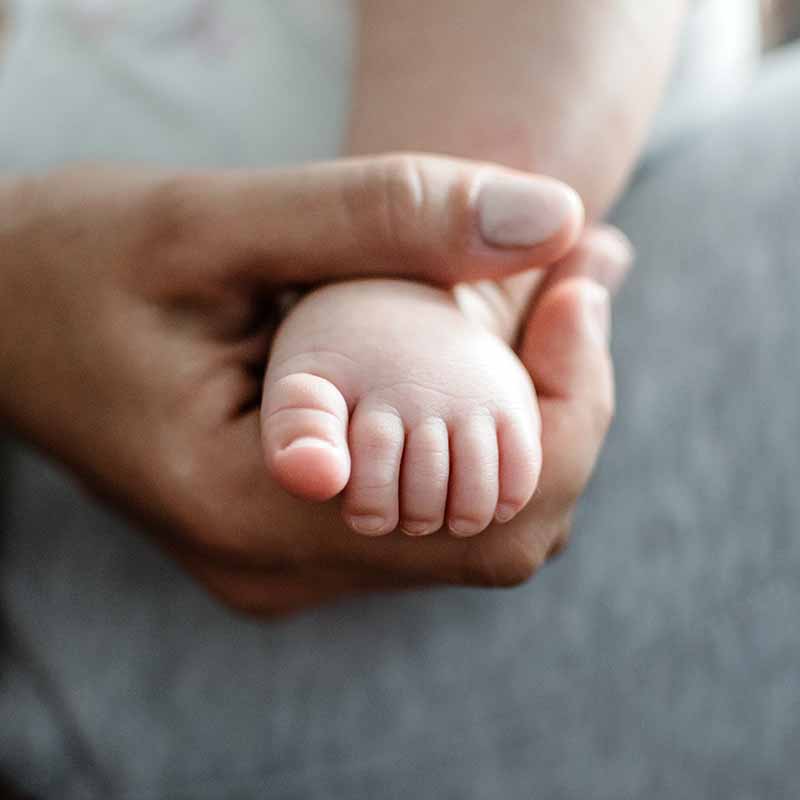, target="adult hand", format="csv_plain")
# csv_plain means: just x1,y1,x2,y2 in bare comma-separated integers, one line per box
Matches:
178,225,631,614
0,154,622,616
